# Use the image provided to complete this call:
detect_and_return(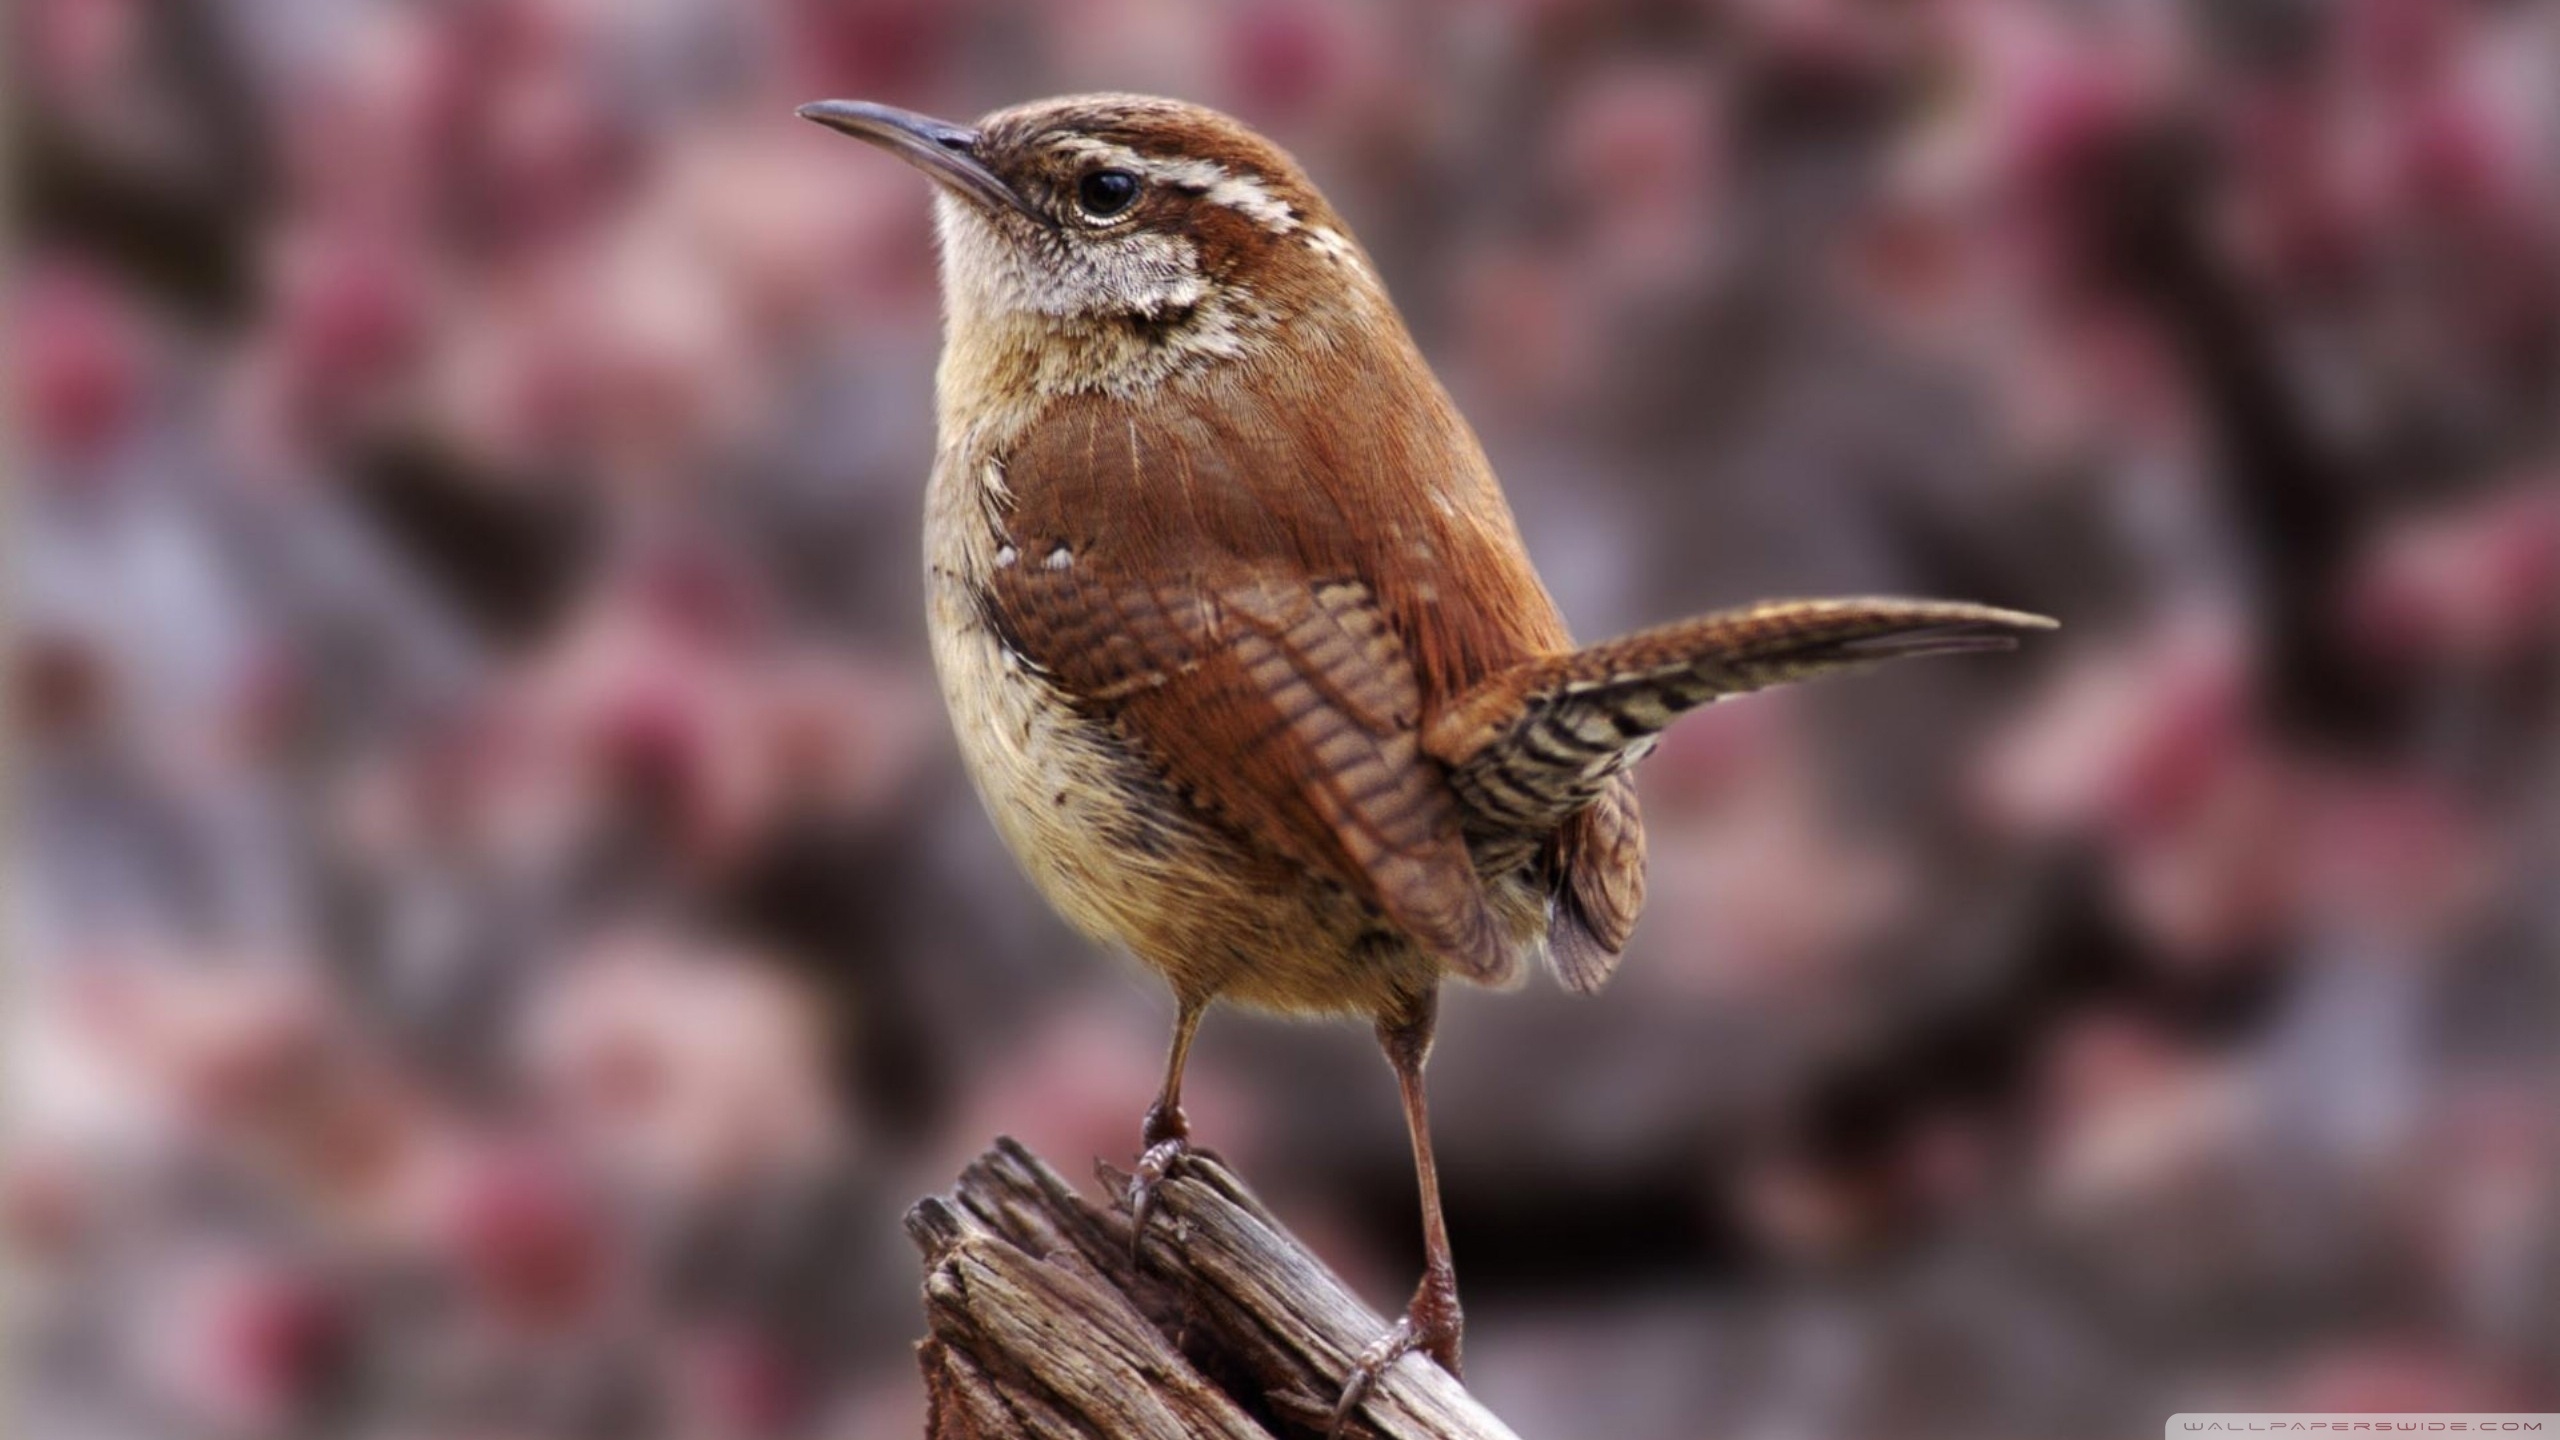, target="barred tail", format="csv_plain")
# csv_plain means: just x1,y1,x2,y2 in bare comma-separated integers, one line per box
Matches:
1428,598,2055,837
